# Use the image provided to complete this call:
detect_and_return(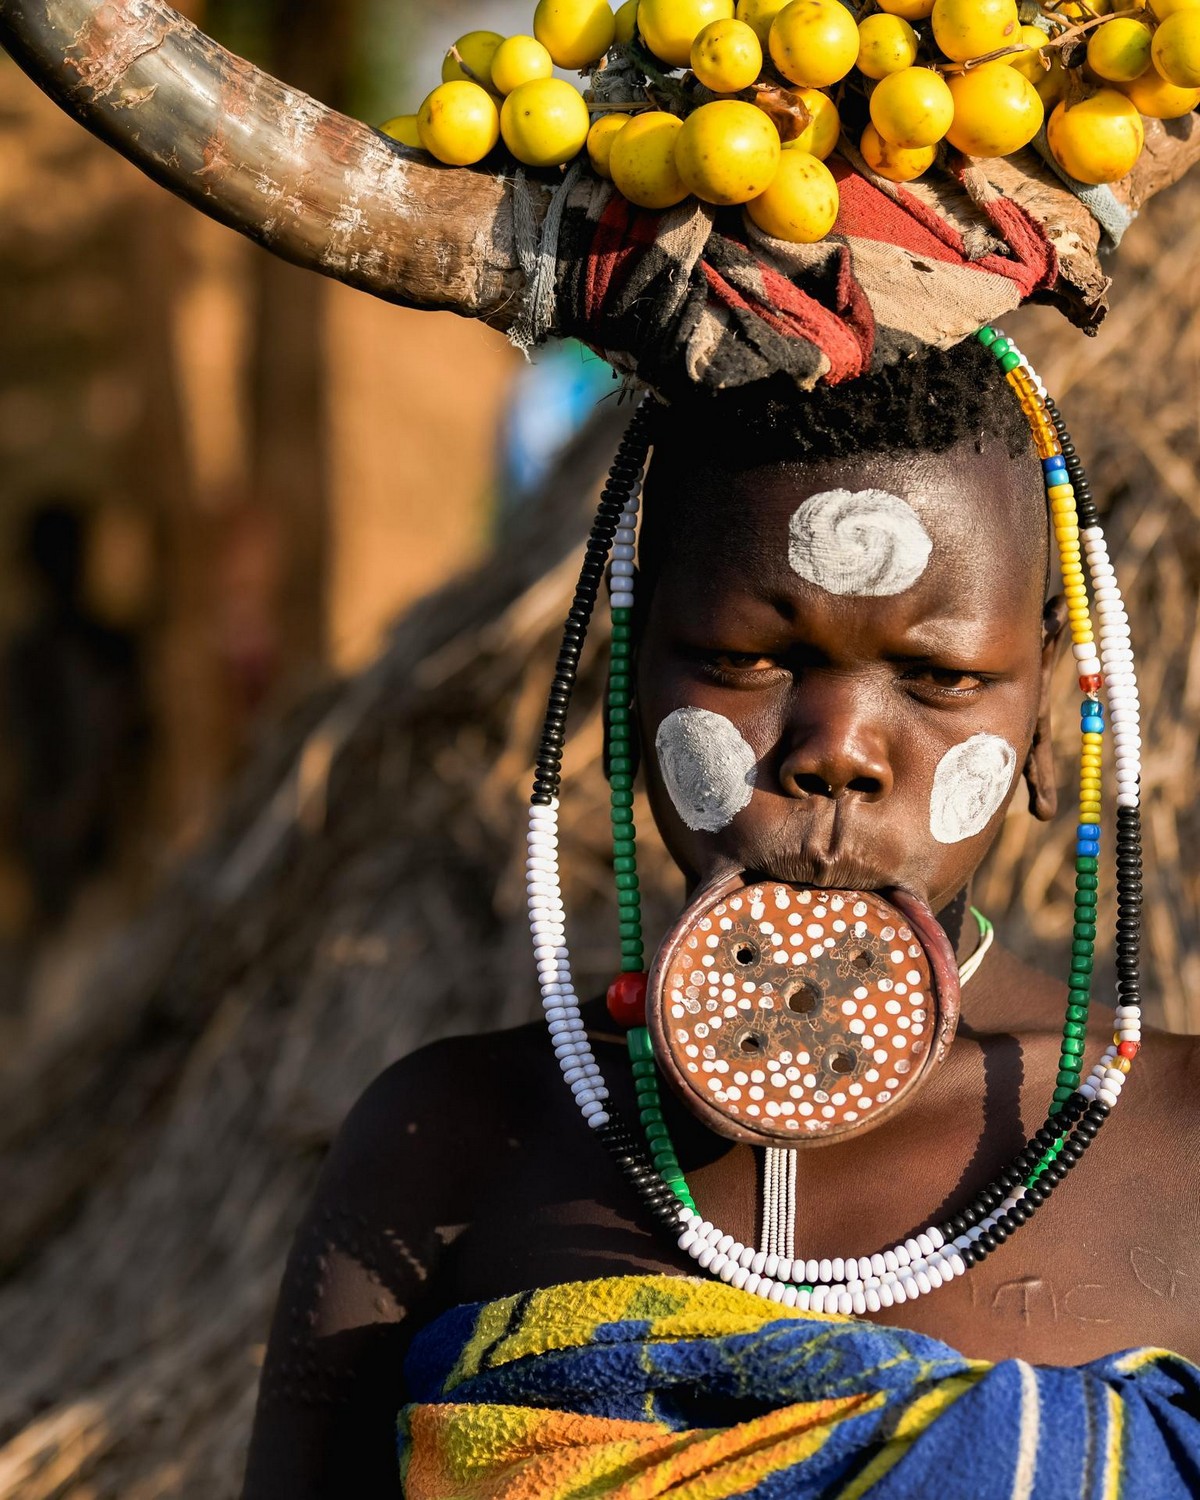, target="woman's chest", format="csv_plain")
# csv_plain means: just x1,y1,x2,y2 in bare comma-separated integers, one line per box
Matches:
437,1110,1200,1369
